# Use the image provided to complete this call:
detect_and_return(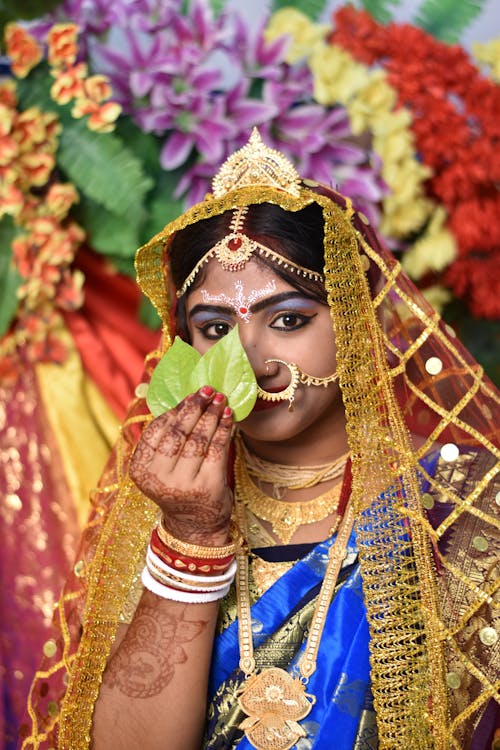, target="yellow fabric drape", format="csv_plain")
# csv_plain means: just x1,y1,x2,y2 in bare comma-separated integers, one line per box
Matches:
35,329,120,528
